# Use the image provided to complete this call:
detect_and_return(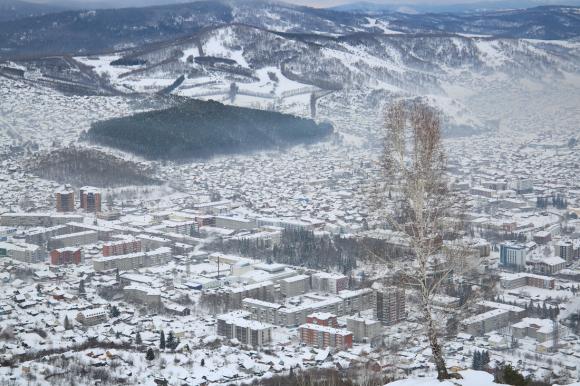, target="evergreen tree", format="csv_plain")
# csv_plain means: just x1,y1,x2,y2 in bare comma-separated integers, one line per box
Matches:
64,315,72,330
481,351,490,368
472,351,481,370
135,331,142,345
446,316,458,337
160,330,166,350
167,331,176,350
201,358,205,367
498,364,528,386
146,348,155,361
110,305,120,318
78,279,86,296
